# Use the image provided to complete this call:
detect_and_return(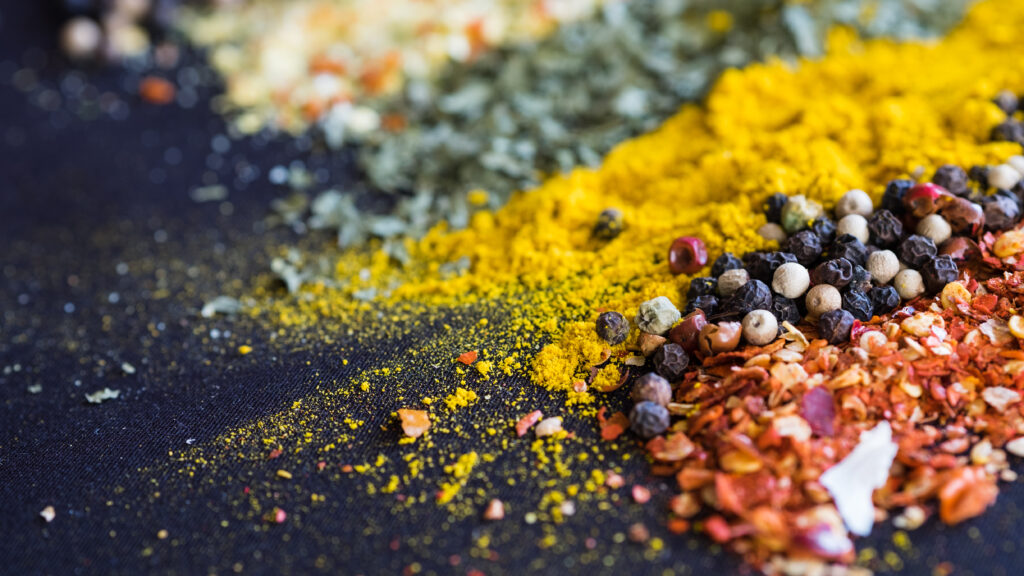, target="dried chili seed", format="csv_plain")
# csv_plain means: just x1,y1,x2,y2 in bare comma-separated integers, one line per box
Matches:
810,217,837,245
631,373,672,406
687,277,718,300
867,209,903,248
881,179,914,215
593,208,625,240
669,236,709,275
743,251,797,284
897,234,937,268
711,252,744,277
811,258,853,288
769,295,802,326
920,254,959,294
842,288,874,322
685,295,719,317
630,401,670,439
785,230,823,266
653,343,690,381
869,285,901,316
724,279,772,317
763,193,789,224
596,311,630,345
829,234,867,266
932,164,970,197
817,309,855,345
